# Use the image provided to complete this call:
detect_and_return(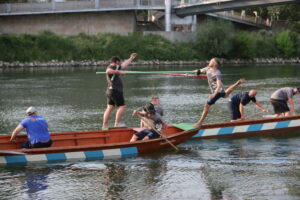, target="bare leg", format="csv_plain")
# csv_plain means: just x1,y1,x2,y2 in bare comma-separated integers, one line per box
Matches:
102,105,115,129
114,105,126,127
130,135,138,142
284,111,290,117
193,103,211,127
142,136,150,141
224,78,246,98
